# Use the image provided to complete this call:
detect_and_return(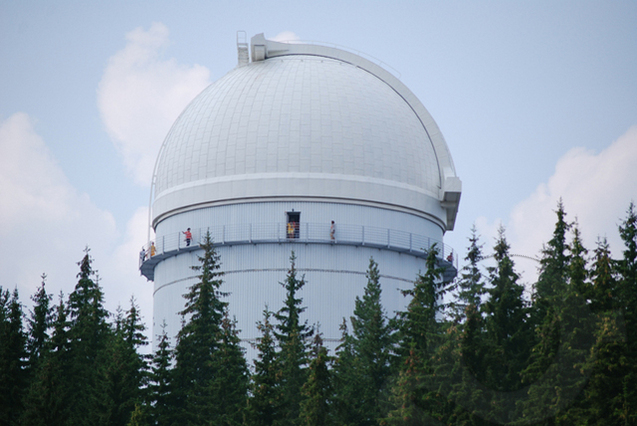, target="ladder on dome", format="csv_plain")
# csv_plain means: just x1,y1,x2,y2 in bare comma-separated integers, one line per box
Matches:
237,31,249,67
